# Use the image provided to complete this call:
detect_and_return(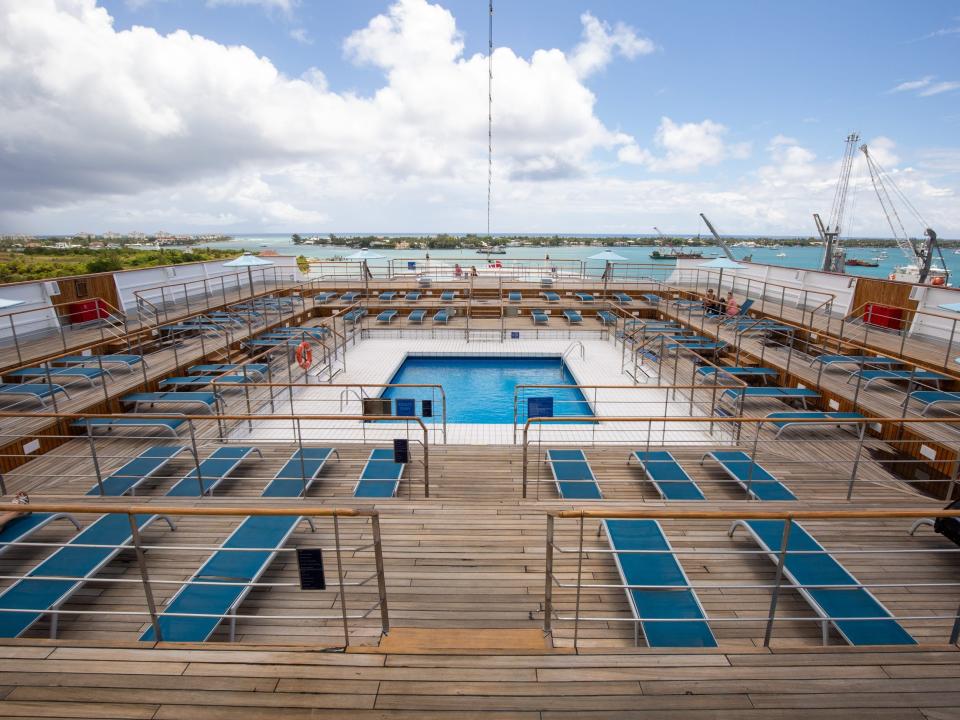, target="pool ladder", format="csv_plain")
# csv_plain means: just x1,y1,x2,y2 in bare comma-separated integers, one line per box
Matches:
561,341,585,363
